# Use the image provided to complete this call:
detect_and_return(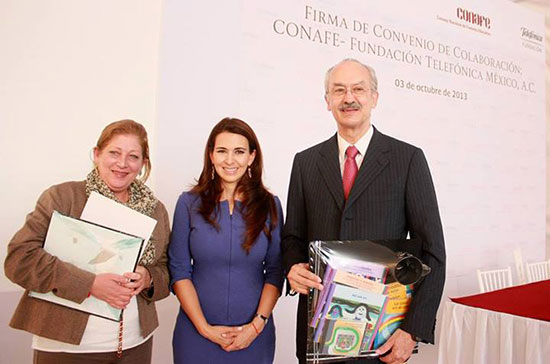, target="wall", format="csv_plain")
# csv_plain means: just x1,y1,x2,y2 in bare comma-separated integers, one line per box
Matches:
0,0,164,362
515,0,550,273
155,2,547,364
